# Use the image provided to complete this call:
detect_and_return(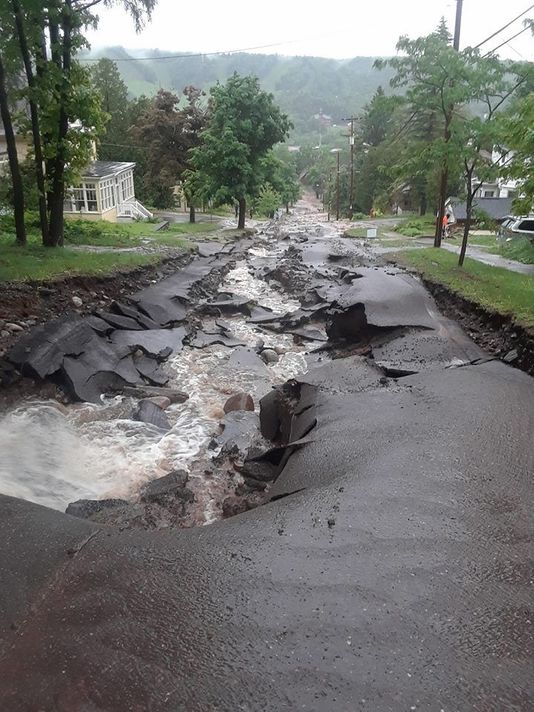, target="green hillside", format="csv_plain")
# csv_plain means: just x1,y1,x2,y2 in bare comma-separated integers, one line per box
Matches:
83,48,394,143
